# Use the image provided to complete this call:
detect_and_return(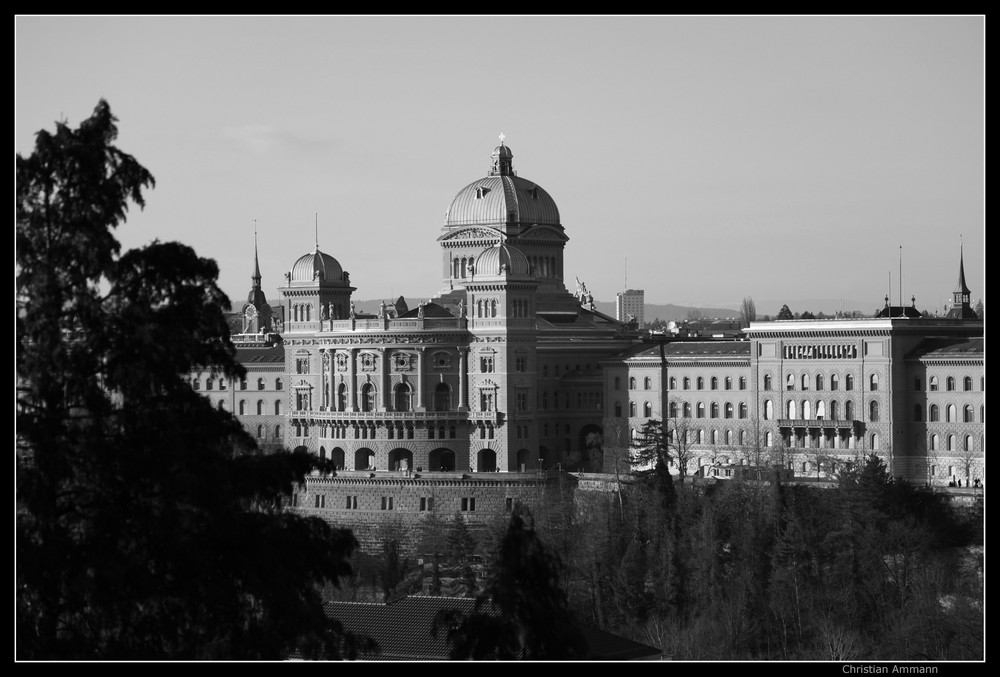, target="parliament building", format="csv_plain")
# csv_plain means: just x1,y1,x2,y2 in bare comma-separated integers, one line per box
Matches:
193,139,983,535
